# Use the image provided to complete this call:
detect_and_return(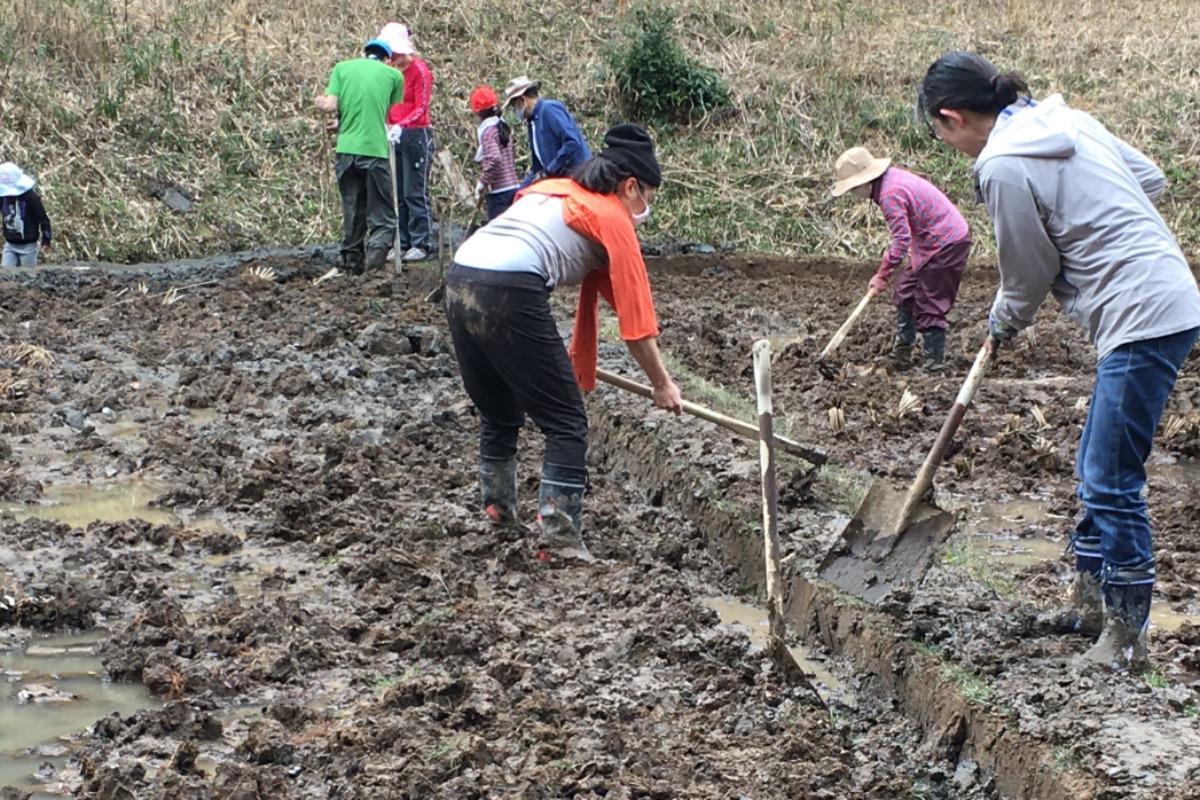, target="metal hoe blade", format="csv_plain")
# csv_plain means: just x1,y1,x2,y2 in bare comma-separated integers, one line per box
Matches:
816,481,957,604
